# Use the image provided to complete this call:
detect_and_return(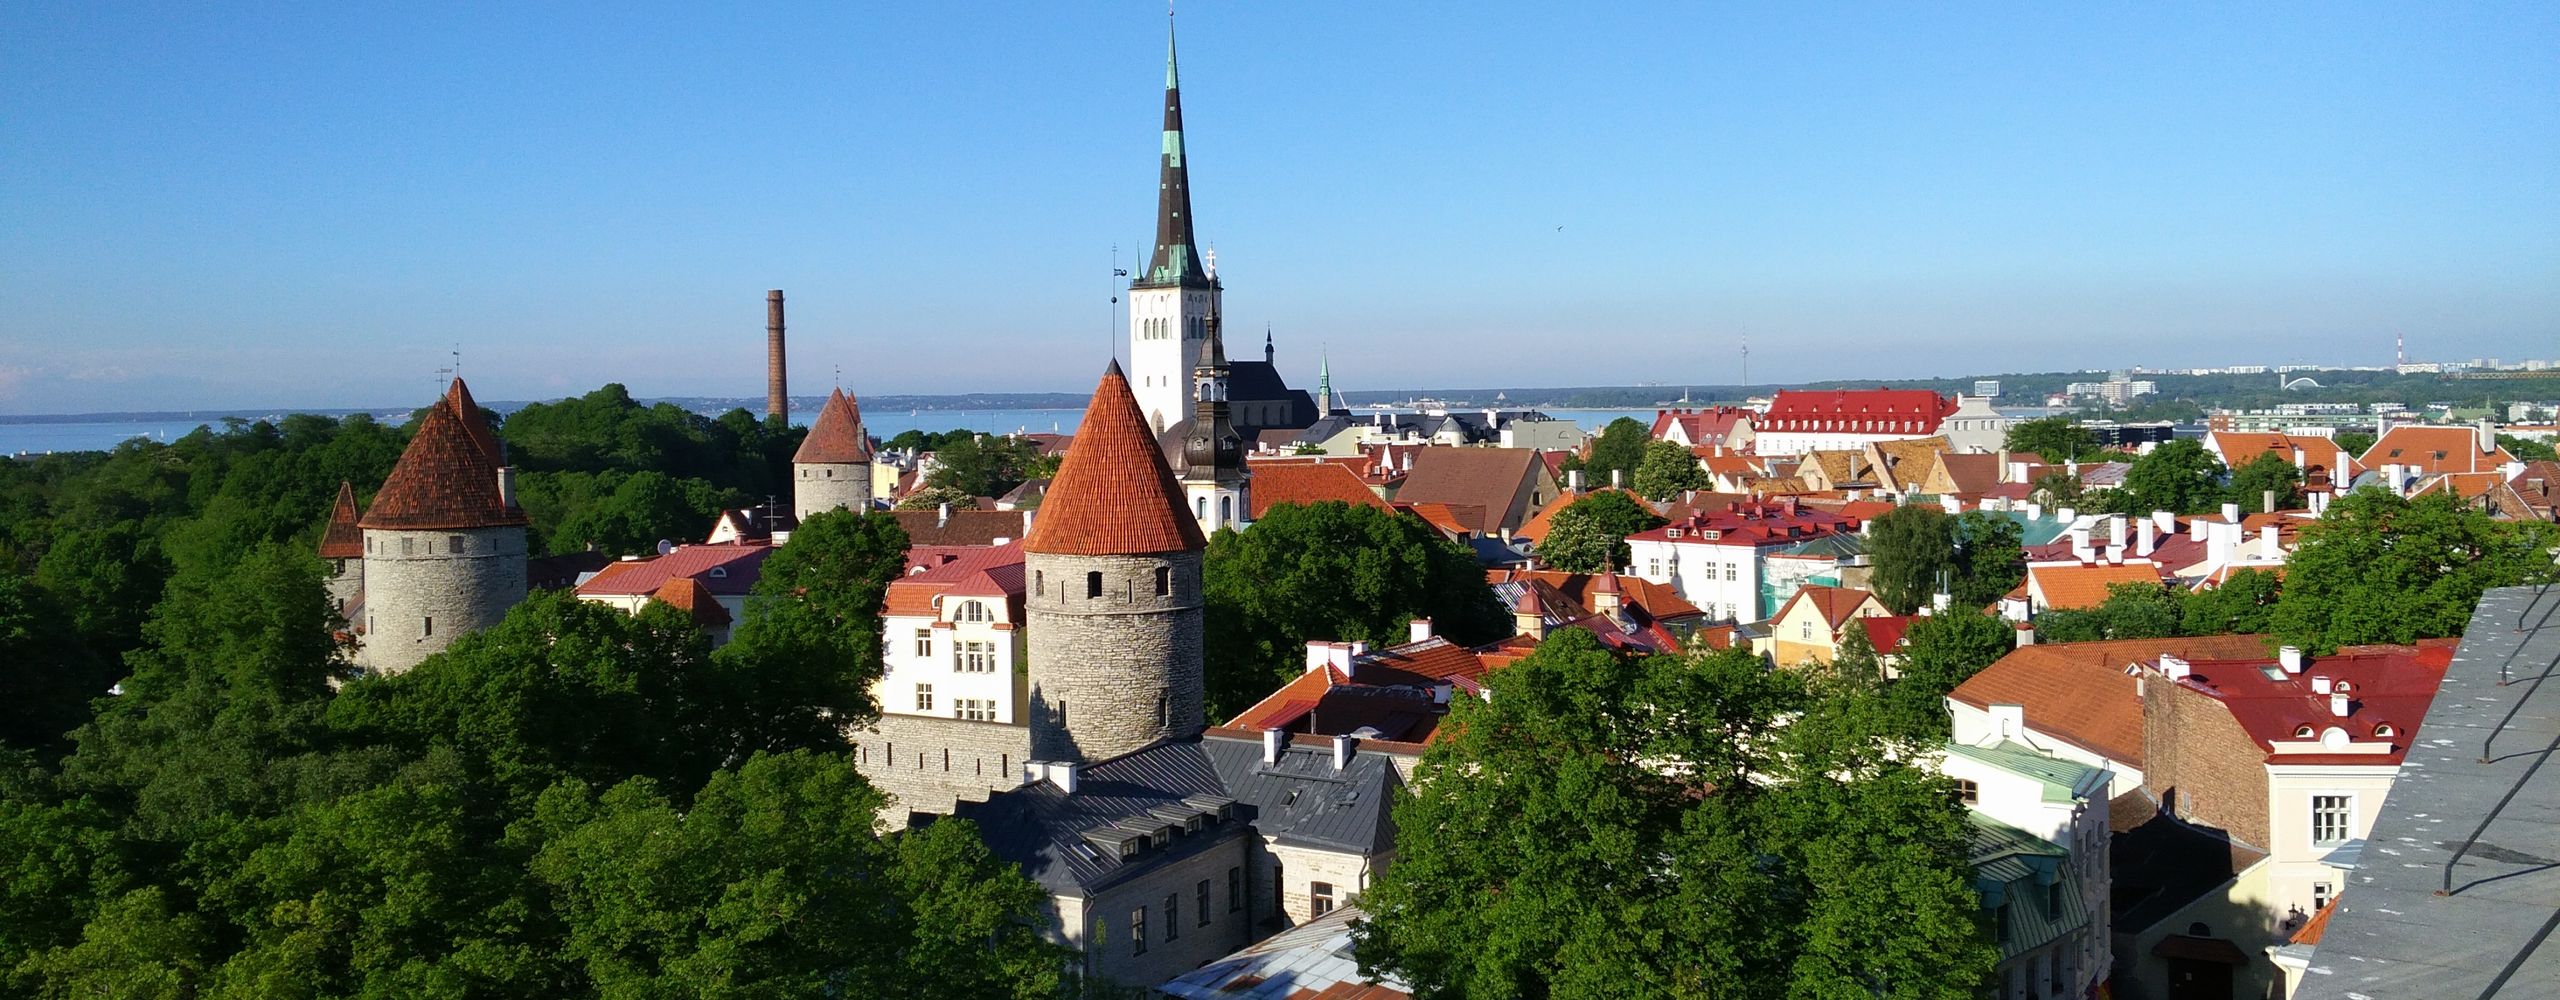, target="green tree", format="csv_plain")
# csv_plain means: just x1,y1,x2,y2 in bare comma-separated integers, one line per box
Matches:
0,578,112,758
1580,417,1650,490
1950,512,2025,609
2331,430,2376,458
1866,506,1956,615
894,485,978,511
1630,439,1709,501
2029,469,2085,510
1885,611,2015,734
713,508,913,752
538,470,746,556
1355,630,1996,997
2270,489,2558,652
2005,417,2096,463
2114,439,2227,515
2180,568,2283,636
1532,491,1665,573
1831,620,1882,683
925,433,1042,499
2499,433,2557,463
2226,453,2305,514
1204,502,1510,719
